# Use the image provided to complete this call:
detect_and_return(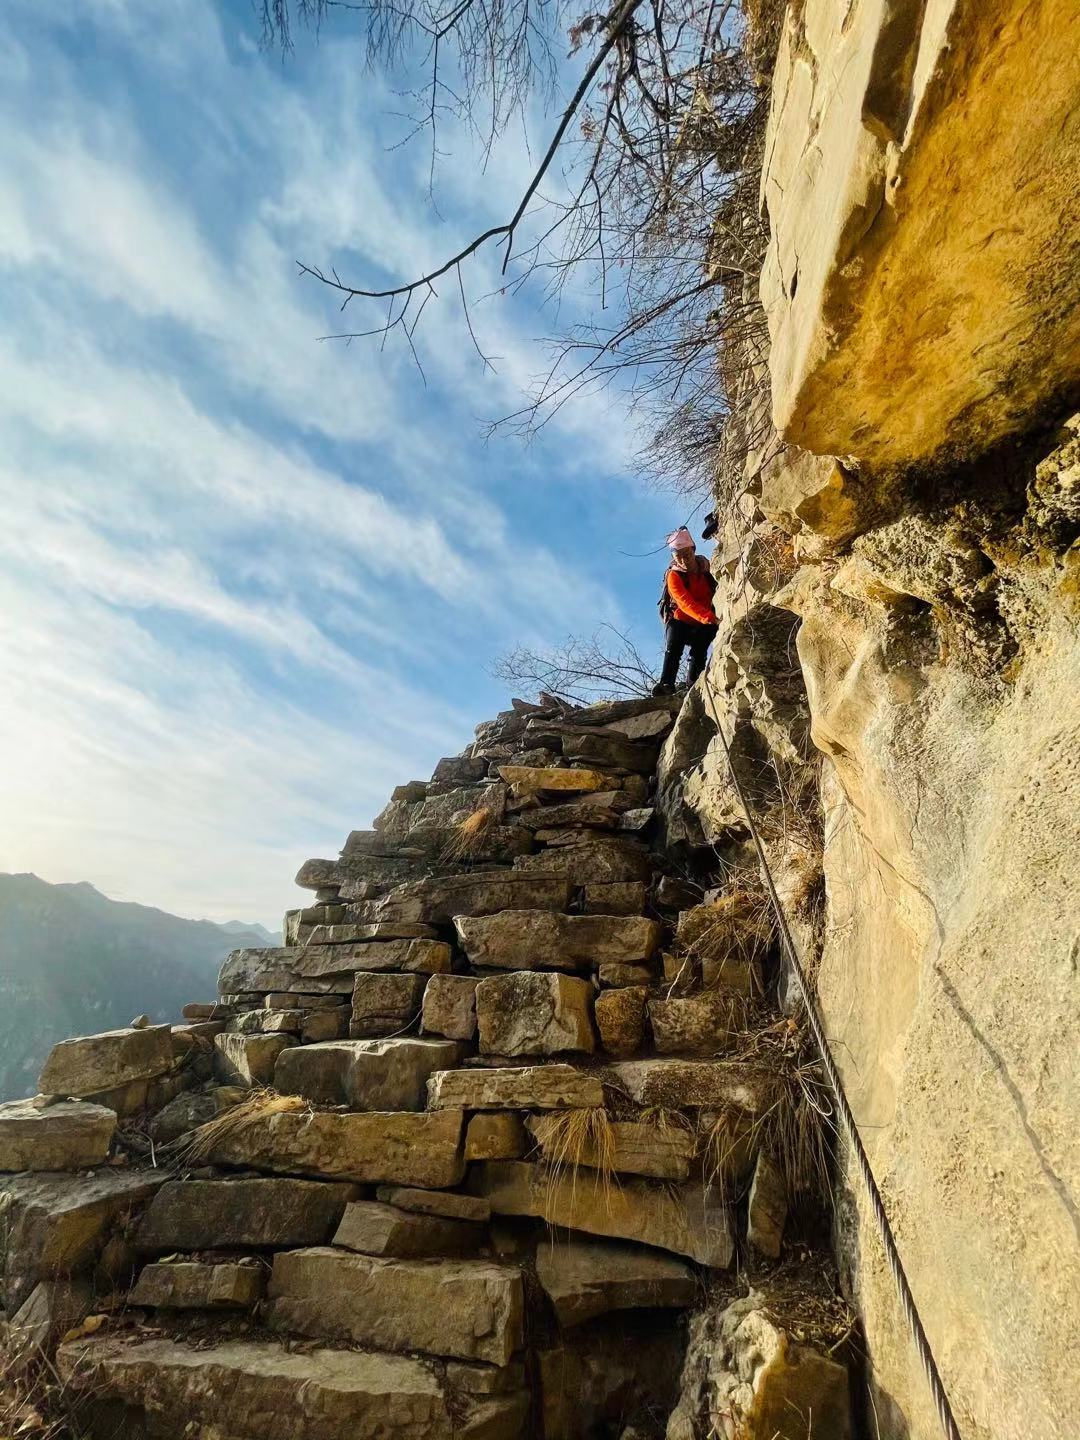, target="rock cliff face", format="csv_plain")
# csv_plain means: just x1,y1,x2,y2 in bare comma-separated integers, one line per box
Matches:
659,3,1080,1438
